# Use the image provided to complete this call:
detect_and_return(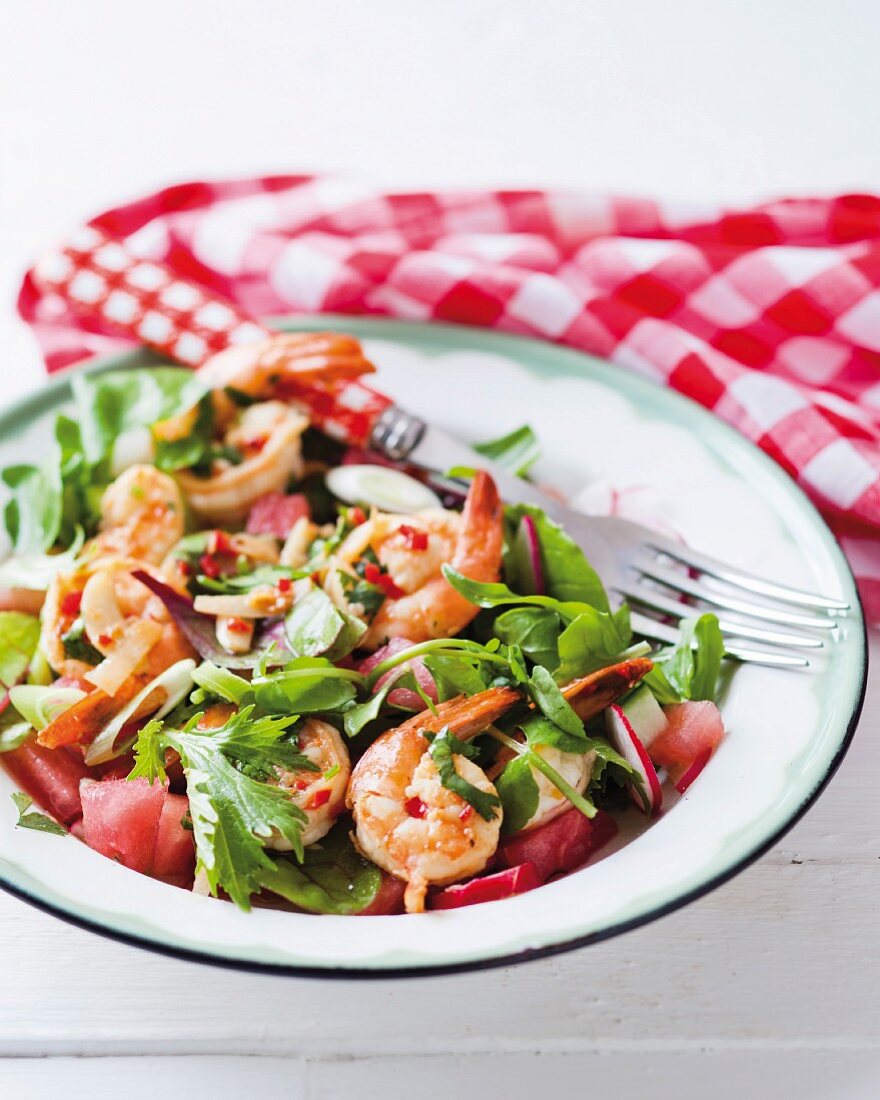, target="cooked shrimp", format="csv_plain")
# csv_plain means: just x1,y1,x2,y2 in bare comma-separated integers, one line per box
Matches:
40,557,195,694
176,403,308,525
196,331,377,426
348,686,520,913
92,465,185,565
359,471,504,650
269,718,351,848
